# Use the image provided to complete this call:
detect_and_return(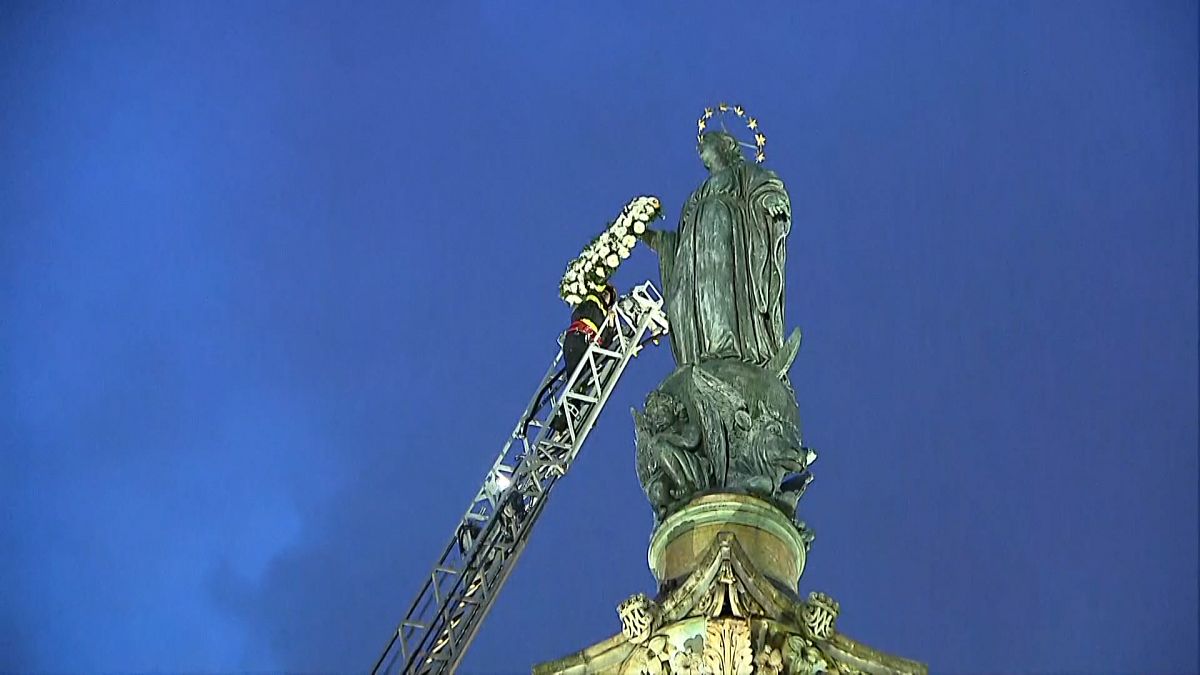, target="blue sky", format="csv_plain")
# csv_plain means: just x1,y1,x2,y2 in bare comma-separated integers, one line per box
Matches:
2,2,1196,673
